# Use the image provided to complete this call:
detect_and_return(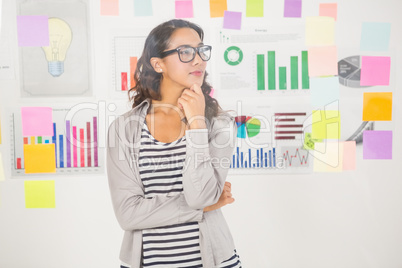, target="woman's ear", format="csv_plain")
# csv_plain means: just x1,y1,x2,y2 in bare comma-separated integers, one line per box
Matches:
150,57,164,73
